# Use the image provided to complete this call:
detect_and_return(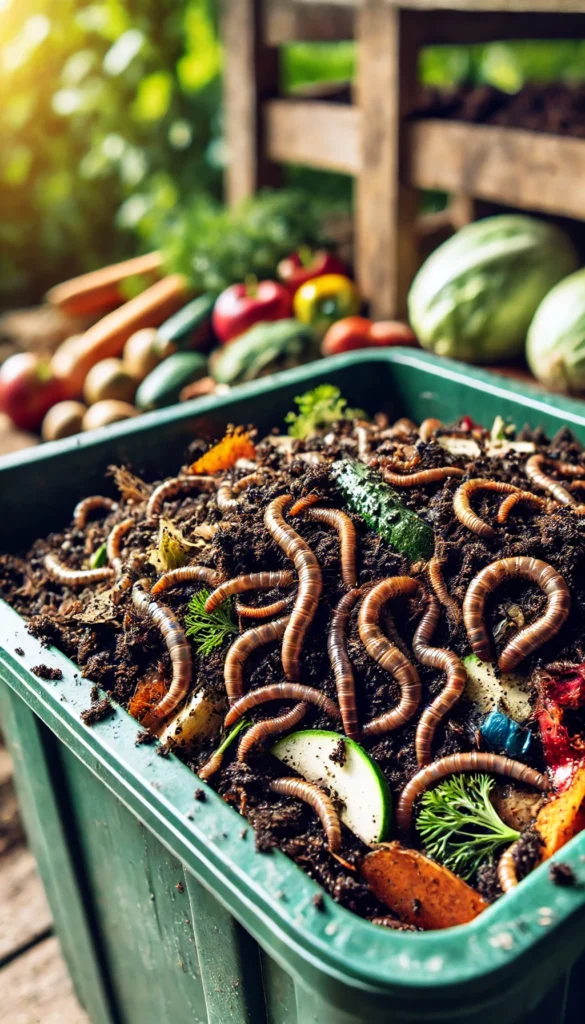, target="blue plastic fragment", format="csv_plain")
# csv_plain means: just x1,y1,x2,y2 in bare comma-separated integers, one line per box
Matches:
480,710,532,758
